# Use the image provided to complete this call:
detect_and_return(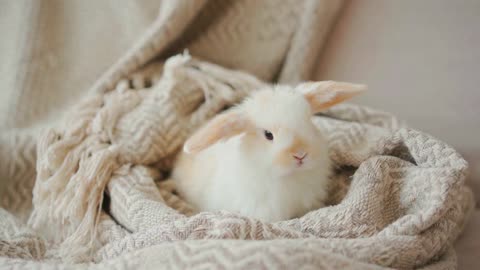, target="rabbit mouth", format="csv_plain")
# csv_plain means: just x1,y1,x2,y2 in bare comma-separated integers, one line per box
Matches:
294,160,317,172
296,160,304,167
294,153,307,167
